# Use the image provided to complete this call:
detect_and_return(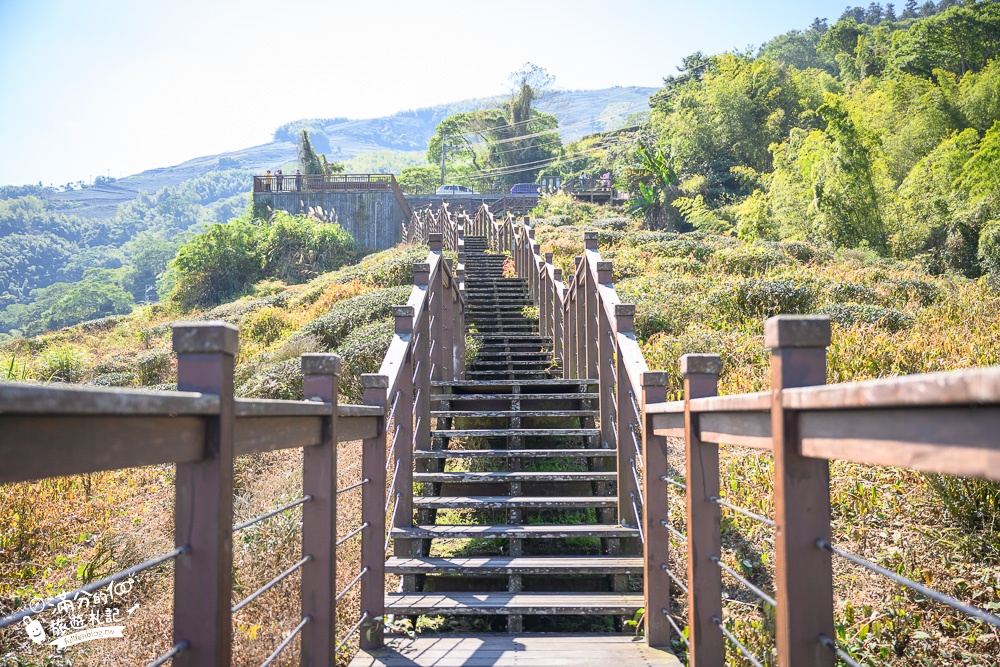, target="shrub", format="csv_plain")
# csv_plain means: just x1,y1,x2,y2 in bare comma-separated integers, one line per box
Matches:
236,358,302,400
242,306,294,346
977,220,1000,281
39,344,89,382
253,279,287,297
293,285,411,350
644,237,715,261
168,212,356,310
882,278,939,306
335,319,395,403
591,215,630,231
927,475,1000,561
827,282,881,304
818,304,914,332
87,372,137,387
716,279,818,322
136,349,173,385
778,241,821,264
713,244,788,276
